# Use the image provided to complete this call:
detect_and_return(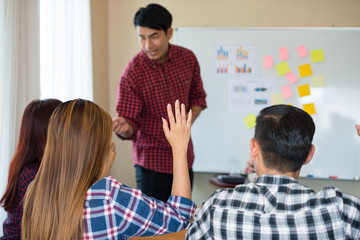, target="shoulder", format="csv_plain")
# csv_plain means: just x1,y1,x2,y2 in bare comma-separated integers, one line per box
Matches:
318,186,360,208
18,162,40,188
123,51,147,74
171,45,197,59
86,176,134,200
121,51,149,85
